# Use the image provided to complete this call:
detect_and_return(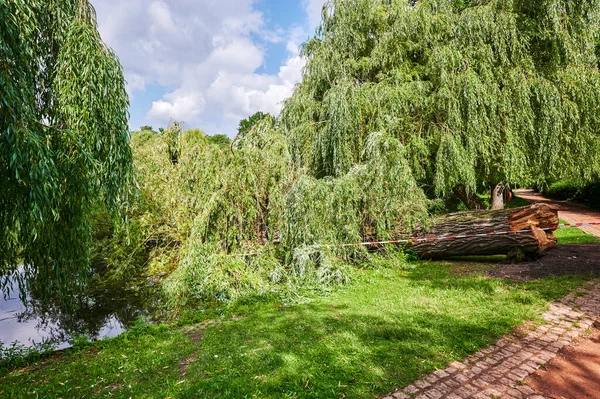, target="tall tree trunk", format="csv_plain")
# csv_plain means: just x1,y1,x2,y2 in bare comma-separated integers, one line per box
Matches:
491,183,504,210
453,184,485,210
